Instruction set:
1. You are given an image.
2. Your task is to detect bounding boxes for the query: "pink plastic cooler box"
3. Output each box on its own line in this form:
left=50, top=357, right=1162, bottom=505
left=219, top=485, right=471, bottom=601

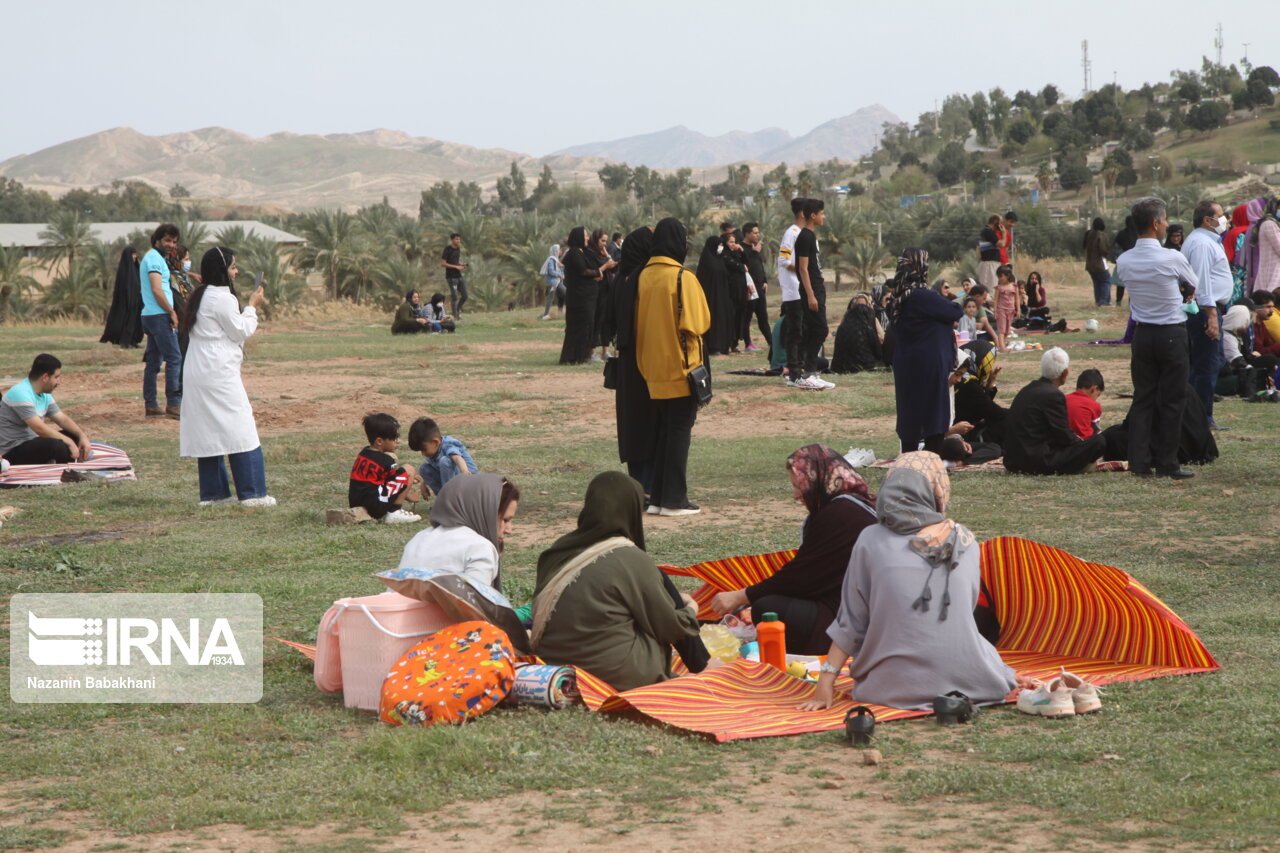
left=314, top=591, right=450, bottom=711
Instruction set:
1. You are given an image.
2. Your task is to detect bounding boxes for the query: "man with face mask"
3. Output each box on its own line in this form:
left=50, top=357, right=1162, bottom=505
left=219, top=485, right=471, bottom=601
left=1116, top=197, right=1201, bottom=479
left=1182, top=200, right=1234, bottom=429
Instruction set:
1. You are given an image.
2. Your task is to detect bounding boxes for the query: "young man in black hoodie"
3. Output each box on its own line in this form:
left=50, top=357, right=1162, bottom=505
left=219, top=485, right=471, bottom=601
left=348, top=413, right=422, bottom=524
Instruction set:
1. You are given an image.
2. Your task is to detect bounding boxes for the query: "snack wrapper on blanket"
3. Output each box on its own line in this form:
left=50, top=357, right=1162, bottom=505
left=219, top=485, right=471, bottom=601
left=506, top=663, right=578, bottom=708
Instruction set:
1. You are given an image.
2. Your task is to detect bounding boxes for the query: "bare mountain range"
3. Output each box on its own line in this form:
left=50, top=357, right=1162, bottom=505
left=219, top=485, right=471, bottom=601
left=553, top=105, right=901, bottom=168
left=0, top=105, right=899, bottom=212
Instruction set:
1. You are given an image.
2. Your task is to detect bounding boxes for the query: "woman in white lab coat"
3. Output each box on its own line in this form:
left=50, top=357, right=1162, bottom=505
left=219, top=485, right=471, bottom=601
left=179, top=246, right=275, bottom=507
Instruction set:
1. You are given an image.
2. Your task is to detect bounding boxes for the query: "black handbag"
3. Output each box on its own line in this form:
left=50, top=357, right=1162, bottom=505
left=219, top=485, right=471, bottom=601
left=677, top=269, right=712, bottom=406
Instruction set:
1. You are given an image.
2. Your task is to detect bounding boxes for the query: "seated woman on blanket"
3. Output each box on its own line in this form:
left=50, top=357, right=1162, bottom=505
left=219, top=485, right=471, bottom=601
left=830, top=295, right=883, bottom=374
left=709, top=445, right=877, bottom=655
left=398, top=473, right=519, bottom=592
left=532, top=471, right=706, bottom=691
left=800, top=452, right=1017, bottom=712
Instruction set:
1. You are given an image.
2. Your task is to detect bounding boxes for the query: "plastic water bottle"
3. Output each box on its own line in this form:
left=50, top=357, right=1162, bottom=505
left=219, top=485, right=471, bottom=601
left=757, top=612, right=787, bottom=672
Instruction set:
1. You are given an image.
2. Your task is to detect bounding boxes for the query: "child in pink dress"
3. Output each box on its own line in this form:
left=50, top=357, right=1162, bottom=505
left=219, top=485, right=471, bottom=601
left=995, top=266, right=1018, bottom=342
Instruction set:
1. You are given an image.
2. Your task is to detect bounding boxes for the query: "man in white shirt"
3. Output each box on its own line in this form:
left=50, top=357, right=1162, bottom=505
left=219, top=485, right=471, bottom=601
left=1115, top=197, right=1200, bottom=480
left=776, top=197, right=806, bottom=386
left=1182, top=200, right=1234, bottom=430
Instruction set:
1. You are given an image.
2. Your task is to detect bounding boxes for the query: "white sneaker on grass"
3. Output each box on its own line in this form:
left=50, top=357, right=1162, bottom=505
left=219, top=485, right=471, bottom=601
left=645, top=505, right=661, bottom=515
left=658, top=503, right=701, bottom=517
left=811, top=375, right=836, bottom=389
left=1057, top=667, right=1103, bottom=714
left=795, top=375, right=828, bottom=390
left=382, top=508, right=421, bottom=524
left=239, top=496, right=278, bottom=508
left=197, top=497, right=238, bottom=507
left=1016, top=678, right=1075, bottom=718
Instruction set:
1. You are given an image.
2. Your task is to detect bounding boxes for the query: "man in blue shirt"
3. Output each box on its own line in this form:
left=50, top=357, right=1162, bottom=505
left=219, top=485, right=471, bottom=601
left=0, top=353, right=91, bottom=465
left=1182, top=200, right=1234, bottom=430
left=140, top=223, right=183, bottom=419
left=1115, top=198, right=1200, bottom=480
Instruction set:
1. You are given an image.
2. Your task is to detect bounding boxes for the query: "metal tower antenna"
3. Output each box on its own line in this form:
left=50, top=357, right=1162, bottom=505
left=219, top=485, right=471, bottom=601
left=1215, top=23, right=1223, bottom=66
left=1081, top=40, right=1092, bottom=96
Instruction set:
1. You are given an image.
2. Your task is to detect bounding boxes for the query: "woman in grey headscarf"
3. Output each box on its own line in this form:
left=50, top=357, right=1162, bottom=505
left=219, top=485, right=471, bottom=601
left=540, top=244, right=564, bottom=320
left=799, top=452, right=1016, bottom=712
left=397, top=473, right=520, bottom=592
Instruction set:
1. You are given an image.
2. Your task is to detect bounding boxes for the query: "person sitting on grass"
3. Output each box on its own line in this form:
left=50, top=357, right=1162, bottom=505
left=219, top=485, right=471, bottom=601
left=408, top=416, right=477, bottom=497
left=427, top=293, right=457, bottom=333
left=348, top=413, right=422, bottom=525
left=952, top=340, right=1006, bottom=446
left=392, top=290, right=434, bottom=334
left=398, top=473, right=520, bottom=592
left=798, top=452, right=1020, bottom=712
left=0, top=354, right=91, bottom=466
left=1064, top=368, right=1106, bottom=442
left=707, top=445, right=878, bottom=655
left=1003, top=348, right=1106, bottom=475
left=532, top=471, right=707, bottom=691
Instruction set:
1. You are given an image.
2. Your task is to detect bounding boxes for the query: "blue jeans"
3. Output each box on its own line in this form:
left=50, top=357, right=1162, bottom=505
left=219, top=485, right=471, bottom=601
left=1089, top=269, right=1112, bottom=306
left=197, top=447, right=267, bottom=501
left=142, top=313, right=182, bottom=408
left=1187, top=309, right=1224, bottom=420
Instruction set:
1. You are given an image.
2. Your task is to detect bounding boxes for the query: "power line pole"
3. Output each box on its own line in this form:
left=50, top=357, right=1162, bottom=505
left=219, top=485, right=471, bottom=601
left=1081, top=40, right=1092, bottom=97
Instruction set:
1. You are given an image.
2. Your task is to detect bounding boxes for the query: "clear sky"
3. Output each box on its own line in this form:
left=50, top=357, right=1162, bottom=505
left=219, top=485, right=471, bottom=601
left=1, top=0, right=1275, bottom=163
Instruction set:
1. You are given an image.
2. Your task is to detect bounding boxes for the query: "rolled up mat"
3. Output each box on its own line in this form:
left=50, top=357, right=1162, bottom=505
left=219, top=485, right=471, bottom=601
left=506, top=663, right=578, bottom=708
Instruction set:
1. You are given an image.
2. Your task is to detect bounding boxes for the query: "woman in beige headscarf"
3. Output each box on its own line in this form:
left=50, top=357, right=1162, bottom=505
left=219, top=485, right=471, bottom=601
left=799, top=452, right=1016, bottom=712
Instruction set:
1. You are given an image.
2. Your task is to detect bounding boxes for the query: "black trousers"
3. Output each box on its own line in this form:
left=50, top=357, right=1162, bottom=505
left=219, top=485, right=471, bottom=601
left=2, top=430, right=79, bottom=465
left=660, top=572, right=710, bottom=673
left=740, top=292, right=772, bottom=348
left=750, top=594, right=834, bottom=656
left=1045, top=433, right=1107, bottom=474
left=1128, top=323, right=1190, bottom=473
left=650, top=394, right=698, bottom=509
left=781, top=294, right=827, bottom=377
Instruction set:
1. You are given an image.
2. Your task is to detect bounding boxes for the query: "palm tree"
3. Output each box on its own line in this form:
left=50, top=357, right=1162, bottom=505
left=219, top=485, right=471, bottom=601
left=0, top=244, right=38, bottom=323
left=39, top=261, right=107, bottom=319
left=665, top=194, right=708, bottom=239
left=181, top=220, right=211, bottom=256
left=39, top=209, right=96, bottom=274
left=82, top=238, right=127, bottom=293
left=374, top=256, right=424, bottom=308
left=236, top=234, right=306, bottom=315
left=289, top=209, right=357, bottom=300
left=841, top=239, right=892, bottom=292
left=497, top=240, right=555, bottom=308
left=819, top=201, right=872, bottom=291
left=458, top=255, right=517, bottom=312
left=391, top=218, right=430, bottom=263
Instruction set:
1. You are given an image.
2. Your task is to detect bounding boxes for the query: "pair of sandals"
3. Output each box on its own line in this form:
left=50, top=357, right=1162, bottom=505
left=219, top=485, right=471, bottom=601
left=842, top=691, right=979, bottom=746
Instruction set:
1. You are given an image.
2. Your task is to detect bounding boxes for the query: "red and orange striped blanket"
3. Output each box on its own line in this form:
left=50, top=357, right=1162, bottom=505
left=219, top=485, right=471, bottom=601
left=0, top=442, right=136, bottom=488
left=277, top=537, right=1216, bottom=742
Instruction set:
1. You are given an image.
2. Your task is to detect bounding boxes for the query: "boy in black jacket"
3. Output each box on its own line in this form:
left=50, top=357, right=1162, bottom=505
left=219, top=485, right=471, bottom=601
left=348, top=413, right=422, bottom=524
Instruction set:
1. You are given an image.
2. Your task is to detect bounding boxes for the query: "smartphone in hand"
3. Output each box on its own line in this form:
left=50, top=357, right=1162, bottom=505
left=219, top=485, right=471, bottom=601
left=253, top=271, right=265, bottom=291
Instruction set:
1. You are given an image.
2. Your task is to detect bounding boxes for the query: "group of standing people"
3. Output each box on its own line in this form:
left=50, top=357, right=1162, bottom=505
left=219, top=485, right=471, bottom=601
left=98, top=223, right=276, bottom=504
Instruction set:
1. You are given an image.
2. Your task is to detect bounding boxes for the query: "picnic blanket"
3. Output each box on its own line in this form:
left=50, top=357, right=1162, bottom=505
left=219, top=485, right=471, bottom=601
left=276, top=537, right=1215, bottom=742
left=0, top=442, right=137, bottom=488
left=867, top=458, right=1128, bottom=473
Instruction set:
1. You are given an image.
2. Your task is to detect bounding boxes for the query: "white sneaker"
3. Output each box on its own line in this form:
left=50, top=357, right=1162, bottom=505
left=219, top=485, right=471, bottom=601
left=1016, top=678, right=1076, bottom=718
left=658, top=504, right=701, bottom=517
left=795, top=375, right=827, bottom=390
left=811, top=375, right=836, bottom=389
left=382, top=508, right=421, bottom=524
left=785, top=376, right=800, bottom=387
left=239, top=496, right=278, bottom=508
left=198, top=497, right=238, bottom=507
left=1058, top=668, right=1103, bottom=714
left=539, top=314, right=551, bottom=320
left=645, top=505, right=660, bottom=515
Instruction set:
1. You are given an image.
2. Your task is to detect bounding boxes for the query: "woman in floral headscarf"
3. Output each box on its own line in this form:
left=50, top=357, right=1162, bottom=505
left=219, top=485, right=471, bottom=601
left=799, top=452, right=1015, bottom=711
left=709, top=445, right=877, bottom=654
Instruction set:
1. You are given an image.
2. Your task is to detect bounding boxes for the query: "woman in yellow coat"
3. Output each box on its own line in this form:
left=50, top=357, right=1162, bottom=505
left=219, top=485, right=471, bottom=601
left=636, top=217, right=710, bottom=517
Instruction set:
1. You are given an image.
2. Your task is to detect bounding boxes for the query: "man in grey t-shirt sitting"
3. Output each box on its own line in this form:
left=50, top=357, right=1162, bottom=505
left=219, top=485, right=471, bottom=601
left=0, top=353, right=90, bottom=466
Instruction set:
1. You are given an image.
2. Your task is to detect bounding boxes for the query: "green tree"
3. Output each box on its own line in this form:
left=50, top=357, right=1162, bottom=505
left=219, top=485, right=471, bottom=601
left=597, top=163, right=633, bottom=192
left=1041, top=84, right=1060, bottom=107
left=1056, top=149, right=1093, bottom=191
left=528, top=164, right=558, bottom=209
left=0, top=178, right=55, bottom=222
left=0, top=244, right=38, bottom=322
left=169, top=183, right=191, bottom=199
left=1144, top=109, right=1165, bottom=132
left=932, top=142, right=968, bottom=187
left=762, top=162, right=789, bottom=189
left=40, top=261, right=107, bottom=318
left=969, top=92, right=991, bottom=144
left=39, top=209, right=95, bottom=274
left=1187, top=101, right=1230, bottom=133
left=1006, top=119, right=1036, bottom=146
left=988, top=87, right=1012, bottom=138
left=495, top=161, right=529, bottom=210
left=840, top=239, right=891, bottom=290
left=289, top=209, right=357, bottom=300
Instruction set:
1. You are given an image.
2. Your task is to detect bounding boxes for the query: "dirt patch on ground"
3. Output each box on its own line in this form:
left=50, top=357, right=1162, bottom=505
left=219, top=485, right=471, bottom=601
left=0, top=750, right=1203, bottom=853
